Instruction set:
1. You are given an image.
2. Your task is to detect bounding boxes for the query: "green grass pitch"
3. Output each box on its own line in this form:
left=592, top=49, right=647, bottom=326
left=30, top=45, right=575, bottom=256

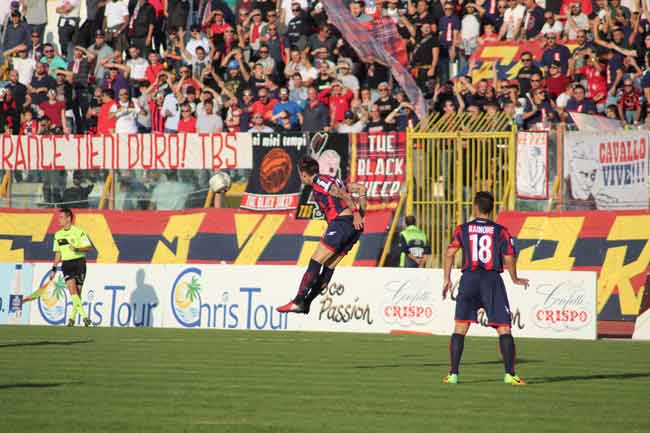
left=1, top=326, right=649, bottom=433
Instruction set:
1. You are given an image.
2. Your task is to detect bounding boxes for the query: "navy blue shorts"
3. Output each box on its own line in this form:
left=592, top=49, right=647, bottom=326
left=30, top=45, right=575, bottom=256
left=455, top=271, right=511, bottom=327
left=321, top=216, right=362, bottom=256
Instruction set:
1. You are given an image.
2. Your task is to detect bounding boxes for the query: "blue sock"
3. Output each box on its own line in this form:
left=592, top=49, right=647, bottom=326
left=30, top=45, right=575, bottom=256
left=499, top=334, right=516, bottom=375
left=449, top=333, right=465, bottom=375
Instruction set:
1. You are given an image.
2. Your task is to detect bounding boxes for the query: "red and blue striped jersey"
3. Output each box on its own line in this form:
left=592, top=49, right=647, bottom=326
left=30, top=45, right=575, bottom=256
left=311, top=174, right=348, bottom=222
left=448, top=218, right=516, bottom=272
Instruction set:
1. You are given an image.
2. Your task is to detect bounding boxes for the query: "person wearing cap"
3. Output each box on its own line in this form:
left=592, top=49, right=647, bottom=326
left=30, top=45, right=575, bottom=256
left=272, top=87, right=302, bottom=127
left=545, top=61, right=569, bottom=100
left=385, top=101, right=419, bottom=131
left=336, top=58, right=359, bottom=92
left=87, top=29, right=115, bottom=80
left=319, top=79, right=353, bottom=128
left=2, top=9, right=30, bottom=52
left=336, top=109, right=366, bottom=133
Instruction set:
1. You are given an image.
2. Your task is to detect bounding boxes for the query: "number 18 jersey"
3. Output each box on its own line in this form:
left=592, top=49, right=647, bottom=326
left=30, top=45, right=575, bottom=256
left=449, top=218, right=516, bottom=272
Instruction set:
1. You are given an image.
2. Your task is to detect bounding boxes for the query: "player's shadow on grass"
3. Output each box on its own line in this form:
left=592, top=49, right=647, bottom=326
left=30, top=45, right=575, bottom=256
left=354, top=359, right=540, bottom=369
left=0, top=339, right=93, bottom=349
left=0, top=381, right=81, bottom=390
left=528, top=372, right=650, bottom=384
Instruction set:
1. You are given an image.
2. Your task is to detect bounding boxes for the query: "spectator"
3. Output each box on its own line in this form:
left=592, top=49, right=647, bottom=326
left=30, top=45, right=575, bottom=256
left=563, top=2, right=589, bottom=40
left=286, top=3, right=310, bottom=49
left=336, top=109, right=366, bottom=132
left=374, top=81, right=399, bottom=117
left=5, top=43, right=35, bottom=86
left=566, top=84, right=597, bottom=114
left=1, top=88, right=20, bottom=134
left=302, top=85, right=329, bottom=131
left=55, top=0, right=81, bottom=59
left=523, top=89, right=555, bottom=129
left=272, top=87, right=301, bottom=127
left=249, top=111, right=274, bottom=131
left=110, top=87, right=140, bottom=133
left=500, top=0, right=525, bottom=41
left=197, top=99, right=223, bottom=133
left=29, top=61, right=56, bottom=105
left=522, top=0, right=544, bottom=40
left=41, top=43, right=68, bottom=77
left=162, top=83, right=180, bottom=132
left=545, top=61, right=570, bottom=99
left=438, top=2, right=460, bottom=83
left=23, top=0, right=48, bottom=43
left=542, top=32, right=571, bottom=74
left=365, top=104, right=389, bottom=132
left=102, top=63, right=129, bottom=97
left=250, top=86, right=278, bottom=120
left=20, top=107, right=38, bottom=135
left=618, top=78, right=641, bottom=125
left=27, top=30, right=43, bottom=61
left=539, top=11, right=563, bottom=39
left=177, top=102, right=197, bottom=132
left=517, top=51, right=543, bottom=97
left=38, top=89, right=67, bottom=133
left=6, top=69, right=27, bottom=112
left=104, top=0, right=129, bottom=55
left=87, top=29, right=114, bottom=81
left=127, top=0, right=156, bottom=54
left=385, top=102, right=419, bottom=131
left=135, top=80, right=151, bottom=132
left=336, top=58, right=359, bottom=92
left=3, top=10, right=30, bottom=52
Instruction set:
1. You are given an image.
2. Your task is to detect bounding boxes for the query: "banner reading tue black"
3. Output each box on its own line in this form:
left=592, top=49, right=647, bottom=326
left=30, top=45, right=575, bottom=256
left=296, top=132, right=351, bottom=219
left=241, top=133, right=309, bottom=211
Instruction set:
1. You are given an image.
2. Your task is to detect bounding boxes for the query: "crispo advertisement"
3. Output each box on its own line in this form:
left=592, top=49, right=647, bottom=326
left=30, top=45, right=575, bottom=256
left=497, top=211, right=650, bottom=336
left=0, top=209, right=390, bottom=266
left=27, top=264, right=597, bottom=340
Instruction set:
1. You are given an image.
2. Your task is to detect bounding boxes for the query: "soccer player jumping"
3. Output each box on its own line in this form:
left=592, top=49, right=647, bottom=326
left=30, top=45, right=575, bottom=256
left=442, top=192, right=529, bottom=385
left=277, top=156, right=367, bottom=314
left=51, top=208, right=93, bottom=327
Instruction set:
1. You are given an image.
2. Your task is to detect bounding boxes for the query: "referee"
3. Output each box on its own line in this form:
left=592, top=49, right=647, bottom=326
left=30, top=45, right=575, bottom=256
left=51, top=208, right=93, bottom=327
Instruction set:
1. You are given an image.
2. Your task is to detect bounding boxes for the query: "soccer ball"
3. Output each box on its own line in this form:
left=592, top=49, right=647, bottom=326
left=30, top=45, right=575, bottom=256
left=209, top=171, right=232, bottom=193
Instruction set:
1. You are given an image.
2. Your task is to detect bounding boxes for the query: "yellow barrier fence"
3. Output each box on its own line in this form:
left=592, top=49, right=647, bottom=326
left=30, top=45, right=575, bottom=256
left=406, top=112, right=517, bottom=267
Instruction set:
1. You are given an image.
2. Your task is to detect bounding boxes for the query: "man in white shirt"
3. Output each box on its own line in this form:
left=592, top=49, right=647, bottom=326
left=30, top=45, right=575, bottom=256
left=183, top=25, right=210, bottom=58
left=8, top=45, right=36, bottom=85
left=125, top=45, right=149, bottom=84
left=162, top=91, right=180, bottom=132
left=104, top=0, right=129, bottom=30
left=564, top=3, right=589, bottom=40
left=110, top=88, right=140, bottom=133
left=499, top=0, right=525, bottom=40
left=196, top=100, right=223, bottom=133
left=55, top=0, right=81, bottom=59
left=540, top=12, right=563, bottom=38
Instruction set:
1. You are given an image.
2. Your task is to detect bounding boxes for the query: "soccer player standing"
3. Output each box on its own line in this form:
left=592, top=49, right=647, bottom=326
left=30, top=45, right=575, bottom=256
left=277, top=156, right=367, bottom=314
left=442, top=192, right=529, bottom=385
left=51, top=208, right=93, bottom=327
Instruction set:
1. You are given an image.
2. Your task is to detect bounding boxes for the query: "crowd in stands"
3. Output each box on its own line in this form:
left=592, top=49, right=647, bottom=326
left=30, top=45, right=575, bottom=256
left=0, top=0, right=649, bottom=138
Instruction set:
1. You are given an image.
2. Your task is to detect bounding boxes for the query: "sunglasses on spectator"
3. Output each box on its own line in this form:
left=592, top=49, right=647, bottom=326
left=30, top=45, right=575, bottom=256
left=31, top=34, right=39, bottom=38
left=281, top=115, right=289, bottom=120
left=624, top=83, right=633, bottom=87
left=530, top=78, right=541, bottom=82
left=292, top=8, right=300, bottom=12
left=182, top=109, right=191, bottom=113
left=521, top=57, right=531, bottom=61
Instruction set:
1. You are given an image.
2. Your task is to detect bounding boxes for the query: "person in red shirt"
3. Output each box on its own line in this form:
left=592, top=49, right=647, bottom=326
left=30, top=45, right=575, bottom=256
left=145, top=52, right=164, bottom=85
left=206, top=9, right=232, bottom=36
left=177, top=103, right=197, bottom=132
left=575, top=54, right=607, bottom=109
left=618, top=79, right=641, bottom=125
left=545, top=62, right=570, bottom=100
left=318, top=80, right=354, bottom=127
left=97, top=88, right=117, bottom=134
left=38, top=89, right=67, bottom=133
left=249, top=87, right=278, bottom=121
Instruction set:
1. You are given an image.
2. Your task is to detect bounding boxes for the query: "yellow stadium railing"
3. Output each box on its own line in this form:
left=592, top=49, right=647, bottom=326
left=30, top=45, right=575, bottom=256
left=406, top=112, right=517, bottom=268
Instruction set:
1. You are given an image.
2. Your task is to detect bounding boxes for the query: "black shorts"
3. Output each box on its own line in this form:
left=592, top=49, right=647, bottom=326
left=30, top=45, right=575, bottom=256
left=62, top=258, right=87, bottom=288
left=321, top=216, right=363, bottom=256
left=455, top=270, right=511, bottom=327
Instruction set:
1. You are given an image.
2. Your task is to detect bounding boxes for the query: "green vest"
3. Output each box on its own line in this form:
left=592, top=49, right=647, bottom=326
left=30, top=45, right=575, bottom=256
left=399, top=225, right=428, bottom=267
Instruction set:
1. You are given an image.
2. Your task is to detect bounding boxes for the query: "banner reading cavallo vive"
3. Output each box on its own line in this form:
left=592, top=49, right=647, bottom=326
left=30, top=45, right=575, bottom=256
left=241, top=133, right=309, bottom=211
left=564, top=130, right=649, bottom=210
left=296, top=132, right=351, bottom=219
left=0, top=133, right=252, bottom=170
left=350, top=132, right=405, bottom=210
